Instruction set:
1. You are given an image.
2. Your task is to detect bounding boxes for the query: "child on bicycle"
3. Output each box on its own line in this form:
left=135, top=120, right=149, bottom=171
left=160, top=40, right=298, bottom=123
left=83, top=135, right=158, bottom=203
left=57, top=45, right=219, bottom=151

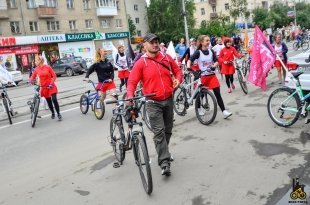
left=85, top=48, right=117, bottom=102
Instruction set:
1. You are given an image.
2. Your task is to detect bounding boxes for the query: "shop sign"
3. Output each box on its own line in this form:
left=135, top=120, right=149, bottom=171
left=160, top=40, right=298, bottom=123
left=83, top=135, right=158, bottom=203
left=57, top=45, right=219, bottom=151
left=0, top=37, right=16, bottom=47
left=38, top=34, right=66, bottom=43
left=65, top=32, right=95, bottom=42
left=94, top=32, right=105, bottom=40
left=105, top=32, right=129, bottom=40
left=0, top=45, right=39, bottom=55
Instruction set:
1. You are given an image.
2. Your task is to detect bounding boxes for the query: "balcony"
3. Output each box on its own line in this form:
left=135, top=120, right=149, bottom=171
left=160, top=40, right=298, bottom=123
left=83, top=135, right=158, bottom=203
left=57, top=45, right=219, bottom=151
left=0, top=10, right=9, bottom=19
left=96, top=6, right=117, bottom=17
left=209, top=0, right=216, bottom=5
left=37, top=6, right=57, bottom=18
left=210, top=12, right=218, bottom=19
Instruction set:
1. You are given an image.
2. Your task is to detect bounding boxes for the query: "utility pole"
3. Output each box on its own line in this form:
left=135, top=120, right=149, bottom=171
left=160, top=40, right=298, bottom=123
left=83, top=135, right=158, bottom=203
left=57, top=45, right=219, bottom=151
left=182, top=0, right=189, bottom=47
left=294, top=1, right=297, bottom=28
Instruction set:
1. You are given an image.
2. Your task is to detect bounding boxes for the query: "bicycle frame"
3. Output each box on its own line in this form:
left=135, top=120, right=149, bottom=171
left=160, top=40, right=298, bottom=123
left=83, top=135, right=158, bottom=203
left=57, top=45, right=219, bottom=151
left=85, top=80, right=102, bottom=107
left=181, top=77, right=203, bottom=105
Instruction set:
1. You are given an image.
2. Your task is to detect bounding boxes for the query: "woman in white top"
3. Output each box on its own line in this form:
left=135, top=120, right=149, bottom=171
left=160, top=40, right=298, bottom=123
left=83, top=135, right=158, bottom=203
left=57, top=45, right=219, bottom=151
left=114, top=45, right=131, bottom=92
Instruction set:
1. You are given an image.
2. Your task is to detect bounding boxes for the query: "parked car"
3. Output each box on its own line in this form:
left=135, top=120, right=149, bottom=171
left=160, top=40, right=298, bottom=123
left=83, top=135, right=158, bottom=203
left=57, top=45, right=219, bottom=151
left=85, top=58, right=94, bottom=71
left=285, top=52, right=310, bottom=90
left=73, top=56, right=87, bottom=71
left=51, top=57, right=84, bottom=77
left=10, top=70, right=23, bottom=85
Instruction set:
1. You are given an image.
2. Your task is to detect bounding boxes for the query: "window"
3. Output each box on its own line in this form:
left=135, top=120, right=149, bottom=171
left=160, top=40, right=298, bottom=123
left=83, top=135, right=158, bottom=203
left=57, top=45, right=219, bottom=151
left=225, top=3, right=229, bottom=10
left=47, top=21, right=60, bottom=31
left=69, top=20, right=76, bottom=30
left=201, top=8, right=205, bottom=15
left=44, top=0, right=57, bottom=7
left=29, top=21, right=39, bottom=32
left=96, top=0, right=116, bottom=7
left=212, top=6, right=216, bottom=12
left=116, top=19, right=122, bottom=28
left=83, top=0, right=91, bottom=9
left=101, top=19, right=111, bottom=28
left=10, top=21, right=20, bottom=33
left=85, top=19, right=93, bottom=29
left=134, top=4, right=138, bottom=11
left=135, top=18, right=139, bottom=24
left=200, top=0, right=204, bottom=2
left=27, top=0, right=36, bottom=8
left=137, top=30, right=141, bottom=36
left=67, top=0, right=74, bottom=9
left=9, top=0, right=17, bottom=8
left=116, top=0, right=119, bottom=9
left=262, top=1, right=268, bottom=9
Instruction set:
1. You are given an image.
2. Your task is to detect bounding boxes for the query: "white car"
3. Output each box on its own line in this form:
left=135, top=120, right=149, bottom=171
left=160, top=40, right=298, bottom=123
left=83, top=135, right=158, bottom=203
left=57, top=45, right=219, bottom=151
left=9, top=70, right=23, bottom=85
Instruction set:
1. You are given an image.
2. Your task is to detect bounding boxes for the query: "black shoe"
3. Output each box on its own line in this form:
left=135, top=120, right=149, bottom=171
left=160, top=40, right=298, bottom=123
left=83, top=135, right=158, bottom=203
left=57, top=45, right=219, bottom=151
left=169, top=155, right=174, bottom=162
left=57, top=114, right=62, bottom=121
left=51, top=113, right=55, bottom=119
left=161, top=165, right=171, bottom=176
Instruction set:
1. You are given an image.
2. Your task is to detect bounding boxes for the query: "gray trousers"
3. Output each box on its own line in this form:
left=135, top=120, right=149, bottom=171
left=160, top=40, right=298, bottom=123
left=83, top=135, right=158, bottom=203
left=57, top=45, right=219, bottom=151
left=146, top=97, right=173, bottom=168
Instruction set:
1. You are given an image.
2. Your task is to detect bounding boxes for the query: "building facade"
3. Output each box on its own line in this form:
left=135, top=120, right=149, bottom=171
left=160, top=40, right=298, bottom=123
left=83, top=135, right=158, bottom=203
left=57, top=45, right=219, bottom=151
left=0, top=0, right=131, bottom=71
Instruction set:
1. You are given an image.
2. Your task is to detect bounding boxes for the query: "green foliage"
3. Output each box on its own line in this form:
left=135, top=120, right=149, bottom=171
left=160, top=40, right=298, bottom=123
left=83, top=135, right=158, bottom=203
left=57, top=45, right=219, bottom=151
left=252, top=7, right=271, bottom=30
left=128, top=16, right=136, bottom=37
left=230, top=0, right=250, bottom=25
left=147, top=0, right=196, bottom=43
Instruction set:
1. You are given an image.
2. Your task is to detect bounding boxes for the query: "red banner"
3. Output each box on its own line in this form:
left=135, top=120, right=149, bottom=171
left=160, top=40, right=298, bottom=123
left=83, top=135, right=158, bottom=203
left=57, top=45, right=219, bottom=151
left=0, top=45, right=39, bottom=55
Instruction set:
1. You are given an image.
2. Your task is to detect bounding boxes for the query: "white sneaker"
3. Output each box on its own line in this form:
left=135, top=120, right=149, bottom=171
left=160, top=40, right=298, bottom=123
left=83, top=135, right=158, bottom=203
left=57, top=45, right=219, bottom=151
left=223, top=110, right=232, bottom=119
left=198, top=108, right=205, bottom=116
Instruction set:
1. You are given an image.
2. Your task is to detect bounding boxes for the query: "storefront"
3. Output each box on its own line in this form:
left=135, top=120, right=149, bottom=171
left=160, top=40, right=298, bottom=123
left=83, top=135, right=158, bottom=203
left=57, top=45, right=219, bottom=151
left=38, top=34, right=65, bottom=64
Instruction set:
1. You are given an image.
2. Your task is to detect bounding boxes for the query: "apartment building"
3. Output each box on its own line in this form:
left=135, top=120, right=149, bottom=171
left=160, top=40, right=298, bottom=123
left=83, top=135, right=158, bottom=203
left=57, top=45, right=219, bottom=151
left=194, top=0, right=277, bottom=28
left=0, top=0, right=130, bottom=71
left=125, top=0, right=148, bottom=41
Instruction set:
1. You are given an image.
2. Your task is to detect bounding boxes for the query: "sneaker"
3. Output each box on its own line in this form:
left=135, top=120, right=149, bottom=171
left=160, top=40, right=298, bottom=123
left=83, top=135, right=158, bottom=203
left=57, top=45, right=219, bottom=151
left=231, top=84, right=235, bottom=90
left=170, top=155, right=174, bottom=162
left=228, top=88, right=232, bottom=93
left=198, top=108, right=205, bottom=116
left=51, top=113, right=55, bottom=119
left=223, top=110, right=232, bottom=119
left=161, top=165, right=171, bottom=176
left=57, top=114, right=62, bottom=121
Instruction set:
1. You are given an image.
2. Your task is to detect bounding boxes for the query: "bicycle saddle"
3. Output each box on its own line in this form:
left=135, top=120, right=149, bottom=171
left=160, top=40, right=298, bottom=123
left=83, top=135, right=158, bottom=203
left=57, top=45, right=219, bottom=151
left=291, top=71, right=304, bottom=79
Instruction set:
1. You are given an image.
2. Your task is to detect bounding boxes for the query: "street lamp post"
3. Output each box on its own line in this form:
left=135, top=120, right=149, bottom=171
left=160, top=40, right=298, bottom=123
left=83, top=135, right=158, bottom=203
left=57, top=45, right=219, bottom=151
left=181, top=0, right=189, bottom=47
left=294, top=2, right=297, bottom=28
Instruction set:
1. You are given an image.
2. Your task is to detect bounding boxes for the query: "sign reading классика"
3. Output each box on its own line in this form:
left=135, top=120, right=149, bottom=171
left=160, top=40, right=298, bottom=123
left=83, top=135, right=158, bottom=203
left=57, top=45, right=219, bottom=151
left=105, top=32, right=129, bottom=40
left=65, top=32, right=96, bottom=42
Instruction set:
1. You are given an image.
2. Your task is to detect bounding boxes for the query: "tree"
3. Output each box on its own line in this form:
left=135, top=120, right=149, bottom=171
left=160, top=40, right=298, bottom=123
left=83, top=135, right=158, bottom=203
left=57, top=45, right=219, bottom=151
left=147, top=0, right=196, bottom=43
left=252, top=7, right=270, bottom=30
left=128, top=16, right=136, bottom=37
left=229, top=0, right=250, bottom=26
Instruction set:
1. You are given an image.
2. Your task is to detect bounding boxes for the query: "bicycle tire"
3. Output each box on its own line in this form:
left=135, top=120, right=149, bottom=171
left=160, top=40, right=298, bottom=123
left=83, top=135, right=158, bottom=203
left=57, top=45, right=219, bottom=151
left=109, top=117, right=126, bottom=163
left=133, top=132, right=153, bottom=195
left=241, top=59, right=248, bottom=76
left=267, top=87, right=301, bottom=127
left=173, top=87, right=187, bottom=116
left=142, top=104, right=152, bottom=131
left=31, top=98, right=40, bottom=128
left=3, top=98, right=12, bottom=125
left=79, top=94, right=89, bottom=114
left=302, top=41, right=309, bottom=51
left=293, top=42, right=299, bottom=51
left=93, top=98, right=105, bottom=120
left=195, top=89, right=217, bottom=125
left=237, top=70, right=248, bottom=94
left=185, top=73, right=193, bottom=97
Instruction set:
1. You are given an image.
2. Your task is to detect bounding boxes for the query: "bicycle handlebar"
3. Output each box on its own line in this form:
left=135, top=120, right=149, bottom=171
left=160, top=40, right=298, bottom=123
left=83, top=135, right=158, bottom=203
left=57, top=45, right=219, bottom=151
left=105, top=93, right=156, bottom=105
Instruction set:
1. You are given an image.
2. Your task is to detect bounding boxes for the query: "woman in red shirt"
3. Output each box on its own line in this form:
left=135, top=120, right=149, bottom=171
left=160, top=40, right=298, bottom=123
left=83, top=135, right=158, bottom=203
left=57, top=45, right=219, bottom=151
left=29, top=54, right=62, bottom=120
left=218, top=38, right=243, bottom=93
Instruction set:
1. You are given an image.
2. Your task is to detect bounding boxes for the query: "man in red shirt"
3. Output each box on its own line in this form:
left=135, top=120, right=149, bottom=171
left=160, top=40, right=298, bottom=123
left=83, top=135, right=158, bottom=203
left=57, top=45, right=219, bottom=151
left=127, top=33, right=183, bottom=176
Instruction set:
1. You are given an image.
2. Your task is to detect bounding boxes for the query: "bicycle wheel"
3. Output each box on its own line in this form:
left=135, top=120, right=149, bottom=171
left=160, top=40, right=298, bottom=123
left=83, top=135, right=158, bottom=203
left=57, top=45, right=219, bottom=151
left=142, top=104, right=152, bottom=131
left=173, top=87, right=187, bottom=116
left=293, top=42, right=299, bottom=51
left=109, top=117, right=126, bottom=163
left=31, top=98, right=40, bottom=128
left=241, top=60, right=248, bottom=76
left=133, top=131, right=153, bottom=195
left=237, top=70, right=248, bottom=94
left=185, top=73, right=193, bottom=97
left=79, top=94, right=89, bottom=114
left=267, top=87, right=301, bottom=127
left=93, top=98, right=105, bottom=120
left=195, top=89, right=217, bottom=125
left=302, top=41, right=309, bottom=51
left=3, top=98, right=12, bottom=125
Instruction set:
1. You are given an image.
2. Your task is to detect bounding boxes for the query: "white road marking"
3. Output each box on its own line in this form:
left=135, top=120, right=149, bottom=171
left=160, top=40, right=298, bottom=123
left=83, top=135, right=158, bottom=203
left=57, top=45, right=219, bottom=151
left=0, top=106, right=80, bottom=130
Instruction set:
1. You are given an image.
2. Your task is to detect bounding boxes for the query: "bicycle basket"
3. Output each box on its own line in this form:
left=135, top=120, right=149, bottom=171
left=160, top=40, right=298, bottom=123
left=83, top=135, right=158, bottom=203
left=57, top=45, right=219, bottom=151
left=124, top=107, right=139, bottom=122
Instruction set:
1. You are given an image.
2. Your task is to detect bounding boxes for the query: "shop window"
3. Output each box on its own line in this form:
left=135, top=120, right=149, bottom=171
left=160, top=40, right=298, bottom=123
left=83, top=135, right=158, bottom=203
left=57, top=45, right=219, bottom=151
left=85, top=19, right=93, bottom=29
left=101, top=19, right=111, bottom=28
left=47, top=21, right=60, bottom=31
left=67, top=0, right=74, bottom=9
left=83, top=0, right=91, bottom=10
left=201, top=8, right=205, bottom=15
left=116, top=19, right=122, bottom=28
left=10, top=21, right=20, bottom=34
left=69, top=20, right=76, bottom=30
left=29, top=21, right=39, bottom=32
left=27, top=0, right=36, bottom=8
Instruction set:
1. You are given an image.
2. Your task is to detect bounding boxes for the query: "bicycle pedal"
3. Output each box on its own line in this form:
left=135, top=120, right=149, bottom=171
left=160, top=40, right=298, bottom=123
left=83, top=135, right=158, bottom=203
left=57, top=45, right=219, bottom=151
left=113, top=162, right=121, bottom=168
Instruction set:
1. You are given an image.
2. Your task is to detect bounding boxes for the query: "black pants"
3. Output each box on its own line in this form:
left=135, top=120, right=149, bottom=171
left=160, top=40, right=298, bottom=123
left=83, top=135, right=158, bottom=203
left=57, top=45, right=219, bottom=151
left=146, top=97, right=173, bottom=168
left=45, top=93, right=60, bottom=115
left=225, top=74, right=234, bottom=88
left=197, top=87, right=226, bottom=112
left=119, top=78, right=128, bottom=91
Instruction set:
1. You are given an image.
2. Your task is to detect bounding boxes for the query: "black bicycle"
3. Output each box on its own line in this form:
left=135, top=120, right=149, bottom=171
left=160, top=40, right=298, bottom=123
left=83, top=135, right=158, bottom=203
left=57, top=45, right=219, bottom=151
left=27, top=85, right=45, bottom=128
left=1, top=83, right=16, bottom=124
left=106, top=94, right=154, bottom=195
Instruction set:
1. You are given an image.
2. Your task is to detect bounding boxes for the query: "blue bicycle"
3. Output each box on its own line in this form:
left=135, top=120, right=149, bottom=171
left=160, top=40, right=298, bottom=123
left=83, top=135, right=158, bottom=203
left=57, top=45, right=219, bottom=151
left=80, top=80, right=106, bottom=120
